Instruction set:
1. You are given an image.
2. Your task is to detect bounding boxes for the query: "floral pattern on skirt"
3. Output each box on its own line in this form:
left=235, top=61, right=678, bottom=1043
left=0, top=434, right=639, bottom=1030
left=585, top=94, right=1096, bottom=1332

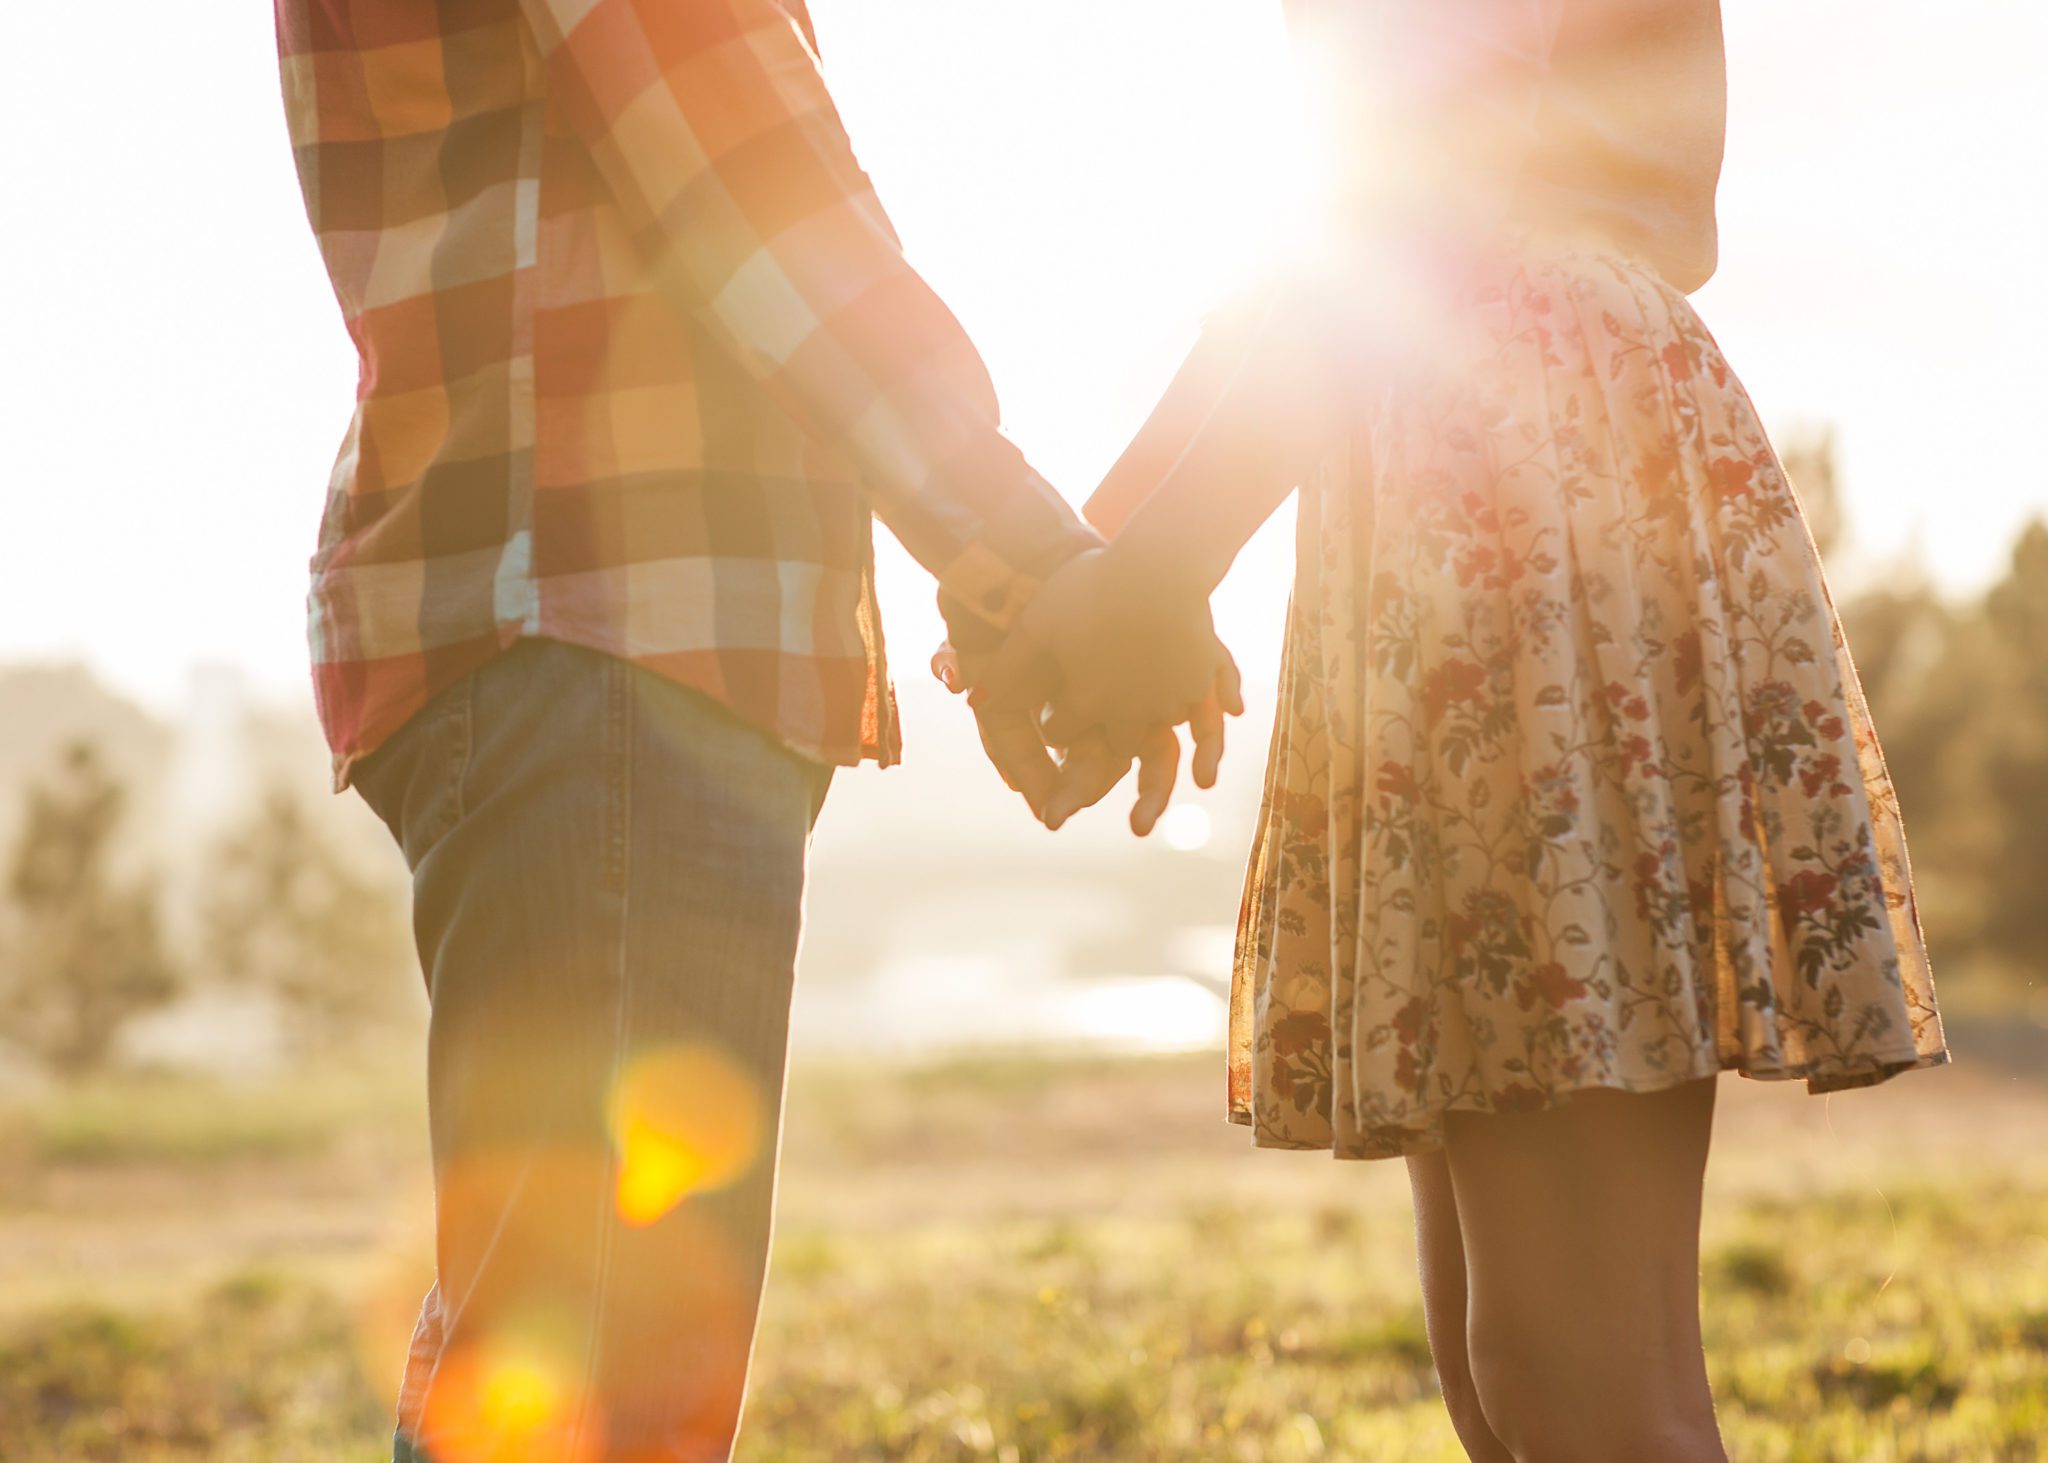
left=1229, top=243, right=1947, bottom=1161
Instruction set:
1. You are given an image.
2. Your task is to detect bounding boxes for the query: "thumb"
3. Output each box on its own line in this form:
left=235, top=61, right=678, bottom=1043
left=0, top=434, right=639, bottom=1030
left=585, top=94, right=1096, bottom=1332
left=971, top=617, right=1059, bottom=713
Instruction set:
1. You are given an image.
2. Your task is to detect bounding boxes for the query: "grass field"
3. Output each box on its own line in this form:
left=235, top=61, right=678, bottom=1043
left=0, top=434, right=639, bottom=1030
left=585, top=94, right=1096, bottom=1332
left=1, top=1027, right=2044, bottom=1461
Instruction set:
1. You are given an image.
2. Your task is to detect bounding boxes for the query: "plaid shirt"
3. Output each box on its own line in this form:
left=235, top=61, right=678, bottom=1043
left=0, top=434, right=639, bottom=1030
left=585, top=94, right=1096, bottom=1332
left=276, top=0, right=1095, bottom=789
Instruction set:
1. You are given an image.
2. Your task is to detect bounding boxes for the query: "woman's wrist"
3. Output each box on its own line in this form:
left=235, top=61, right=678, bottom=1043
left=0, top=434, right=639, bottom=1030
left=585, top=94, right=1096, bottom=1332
left=1099, top=522, right=1224, bottom=607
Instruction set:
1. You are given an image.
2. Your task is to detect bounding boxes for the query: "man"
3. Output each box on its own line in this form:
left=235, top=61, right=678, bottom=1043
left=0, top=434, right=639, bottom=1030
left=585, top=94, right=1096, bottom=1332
left=274, top=0, right=1224, bottom=1457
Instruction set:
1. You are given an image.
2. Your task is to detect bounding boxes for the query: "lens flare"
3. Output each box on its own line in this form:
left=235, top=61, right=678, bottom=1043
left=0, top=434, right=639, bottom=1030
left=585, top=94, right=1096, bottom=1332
left=1157, top=802, right=1213, bottom=852
left=419, top=1335, right=604, bottom=1463
left=608, top=1045, right=765, bottom=1227
left=481, top=1353, right=561, bottom=1434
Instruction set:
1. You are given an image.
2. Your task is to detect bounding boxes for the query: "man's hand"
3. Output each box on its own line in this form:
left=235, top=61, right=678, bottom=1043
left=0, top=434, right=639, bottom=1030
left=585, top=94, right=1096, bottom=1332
left=966, top=693, right=1062, bottom=822
left=941, top=639, right=1235, bottom=834
left=1036, top=724, right=1179, bottom=835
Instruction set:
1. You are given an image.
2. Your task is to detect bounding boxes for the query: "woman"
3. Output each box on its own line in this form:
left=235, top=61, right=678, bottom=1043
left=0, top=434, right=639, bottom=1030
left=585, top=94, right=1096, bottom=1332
left=964, top=1, right=1950, bottom=1456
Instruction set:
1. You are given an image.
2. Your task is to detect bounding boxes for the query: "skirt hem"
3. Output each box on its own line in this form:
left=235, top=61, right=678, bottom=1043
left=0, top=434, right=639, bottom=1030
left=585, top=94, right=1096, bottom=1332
left=1228, top=1045, right=1952, bottom=1162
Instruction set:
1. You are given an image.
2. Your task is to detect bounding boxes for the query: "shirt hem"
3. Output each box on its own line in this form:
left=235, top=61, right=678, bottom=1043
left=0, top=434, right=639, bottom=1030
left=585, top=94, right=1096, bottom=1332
left=325, top=628, right=896, bottom=796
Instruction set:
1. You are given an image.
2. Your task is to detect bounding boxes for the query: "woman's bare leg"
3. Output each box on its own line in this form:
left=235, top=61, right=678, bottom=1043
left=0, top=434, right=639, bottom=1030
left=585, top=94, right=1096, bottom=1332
left=1408, top=1148, right=1516, bottom=1461
left=1442, top=1078, right=1727, bottom=1463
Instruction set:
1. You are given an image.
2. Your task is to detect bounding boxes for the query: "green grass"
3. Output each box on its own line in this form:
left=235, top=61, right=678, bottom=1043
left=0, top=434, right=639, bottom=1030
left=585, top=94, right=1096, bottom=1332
left=2, top=1186, right=2041, bottom=1460
left=0, top=1065, right=422, bottom=1166
left=735, top=1187, right=2048, bottom=1462
left=0, top=1273, right=387, bottom=1461
left=1, top=1054, right=2044, bottom=1460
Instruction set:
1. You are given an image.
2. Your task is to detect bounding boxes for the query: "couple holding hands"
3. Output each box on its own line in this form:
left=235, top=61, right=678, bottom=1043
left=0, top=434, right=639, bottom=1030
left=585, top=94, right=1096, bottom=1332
left=279, top=0, right=1946, bottom=1458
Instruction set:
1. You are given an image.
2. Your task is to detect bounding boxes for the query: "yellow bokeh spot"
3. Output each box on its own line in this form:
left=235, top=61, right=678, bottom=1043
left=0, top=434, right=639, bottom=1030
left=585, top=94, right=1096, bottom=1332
left=614, top=1139, right=714, bottom=1227
left=608, top=1045, right=765, bottom=1227
left=480, top=1354, right=562, bottom=1435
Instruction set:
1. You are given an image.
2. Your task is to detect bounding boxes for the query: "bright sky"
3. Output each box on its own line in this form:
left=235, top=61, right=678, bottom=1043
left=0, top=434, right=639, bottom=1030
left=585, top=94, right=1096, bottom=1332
left=3, top=1, right=2044, bottom=717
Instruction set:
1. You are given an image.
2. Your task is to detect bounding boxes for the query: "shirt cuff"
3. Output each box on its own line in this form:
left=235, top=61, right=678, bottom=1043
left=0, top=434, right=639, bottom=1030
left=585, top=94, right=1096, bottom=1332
left=934, top=526, right=1101, bottom=654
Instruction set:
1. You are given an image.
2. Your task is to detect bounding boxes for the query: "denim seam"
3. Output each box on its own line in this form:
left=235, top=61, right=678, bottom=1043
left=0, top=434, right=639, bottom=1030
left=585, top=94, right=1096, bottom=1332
left=453, top=672, right=474, bottom=829
left=604, top=653, right=629, bottom=895
left=402, top=673, right=497, bottom=1460
left=570, top=653, right=637, bottom=1454
left=429, top=674, right=475, bottom=854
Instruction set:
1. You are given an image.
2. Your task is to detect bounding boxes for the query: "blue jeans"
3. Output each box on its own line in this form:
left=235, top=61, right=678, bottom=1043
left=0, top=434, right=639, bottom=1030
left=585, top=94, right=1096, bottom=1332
left=354, top=640, right=832, bottom=1462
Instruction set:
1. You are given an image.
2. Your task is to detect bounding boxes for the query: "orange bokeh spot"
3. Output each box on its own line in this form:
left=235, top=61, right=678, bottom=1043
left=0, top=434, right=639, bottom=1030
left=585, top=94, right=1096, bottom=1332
left=608, top=1045, right=765, bottom=1227
left=418, top=1337, right=605, bottom=1463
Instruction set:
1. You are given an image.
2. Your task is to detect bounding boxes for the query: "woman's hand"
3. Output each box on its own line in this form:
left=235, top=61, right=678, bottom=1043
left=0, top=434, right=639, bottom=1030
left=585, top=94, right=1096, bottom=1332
left=934, top=638, right=1232, bottom=834
left=976, top=548, right=1243, bottom=749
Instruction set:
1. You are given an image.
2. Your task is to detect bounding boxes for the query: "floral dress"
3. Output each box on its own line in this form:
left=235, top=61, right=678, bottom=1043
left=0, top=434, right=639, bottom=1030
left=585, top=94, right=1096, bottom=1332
left=1229, top=240, right=1948, bottom=1161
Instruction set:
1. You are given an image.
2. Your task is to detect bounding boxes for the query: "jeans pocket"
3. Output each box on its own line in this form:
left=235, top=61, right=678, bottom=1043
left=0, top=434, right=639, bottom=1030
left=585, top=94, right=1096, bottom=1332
left=351, top=675, right=476, bottom=871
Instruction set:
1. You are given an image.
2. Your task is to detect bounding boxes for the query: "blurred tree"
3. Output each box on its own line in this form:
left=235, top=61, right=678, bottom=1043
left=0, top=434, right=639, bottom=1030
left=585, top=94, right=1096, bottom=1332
left=0, top=663, right=169, bottom=862
left=200, top=786, right=413, bottom=1054
left=1837, top=516, right=2048, bottom=980
left=1, top=740, right=179, bottom=1076
left=1840, top=576, right=1992, bottom=957
left=1805, top=421, right=2048, bottom=985
left=1969, top=520, right=2048, bottom=971
left=1781, top=427, right=1844, bottom=560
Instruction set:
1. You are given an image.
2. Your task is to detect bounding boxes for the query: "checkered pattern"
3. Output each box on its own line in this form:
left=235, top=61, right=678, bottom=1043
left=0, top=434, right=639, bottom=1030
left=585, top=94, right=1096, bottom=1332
left=276, top=0, right=1096, bottom=788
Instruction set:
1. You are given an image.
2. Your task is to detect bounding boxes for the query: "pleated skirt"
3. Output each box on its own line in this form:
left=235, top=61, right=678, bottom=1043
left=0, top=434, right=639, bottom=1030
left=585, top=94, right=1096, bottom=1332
left=1229, top=240, right=1947, bottom=1160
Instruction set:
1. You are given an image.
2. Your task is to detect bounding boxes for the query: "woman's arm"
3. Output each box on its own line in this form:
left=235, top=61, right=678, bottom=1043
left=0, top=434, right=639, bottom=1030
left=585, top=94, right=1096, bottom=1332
left=939, top=278, right=1340, bottom=675
left=1003, top=273, right=1343, bottom=753
left=938, top=279, right=1340, bottom=766
left=1102, top=275, right=1348, bottom=596
left=1085, top=310, right=1256, bottom=536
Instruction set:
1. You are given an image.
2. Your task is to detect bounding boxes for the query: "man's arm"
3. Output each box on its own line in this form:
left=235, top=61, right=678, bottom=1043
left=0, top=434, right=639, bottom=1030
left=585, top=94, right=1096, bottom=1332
left=517, top=0, right=1096, bottom=639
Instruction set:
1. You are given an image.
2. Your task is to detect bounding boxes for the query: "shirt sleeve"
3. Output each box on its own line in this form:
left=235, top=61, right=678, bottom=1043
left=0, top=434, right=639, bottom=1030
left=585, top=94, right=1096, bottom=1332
left=517, top=0, right=1097, bottom=633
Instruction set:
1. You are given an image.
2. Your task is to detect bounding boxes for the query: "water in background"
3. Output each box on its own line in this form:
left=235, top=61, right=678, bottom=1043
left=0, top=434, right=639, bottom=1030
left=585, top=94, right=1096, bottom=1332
left=792, top=657, right=1275, bottom=1059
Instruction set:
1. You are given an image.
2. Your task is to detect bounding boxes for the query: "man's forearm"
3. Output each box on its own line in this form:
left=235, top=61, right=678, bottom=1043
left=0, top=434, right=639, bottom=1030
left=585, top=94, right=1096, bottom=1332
left=520, top=0, right=1097, bottom=637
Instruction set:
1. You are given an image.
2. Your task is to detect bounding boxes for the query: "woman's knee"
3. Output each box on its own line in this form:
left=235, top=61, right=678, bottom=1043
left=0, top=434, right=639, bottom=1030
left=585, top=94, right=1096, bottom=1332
left=1433, top=1349, right=1506, bottom=1459
left=1465, top=1326, right=1718, bottom=1463
left=1463, top=1322, right=1559, bottom=1458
